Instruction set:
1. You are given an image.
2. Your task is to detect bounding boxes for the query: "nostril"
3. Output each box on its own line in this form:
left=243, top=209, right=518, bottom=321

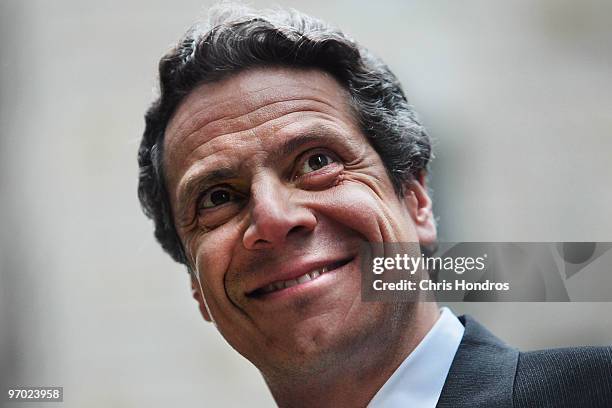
left=243, top=202, right=317, bottom=249
left=288, top=225, right=310, bottom=236
left=254, top=238, right=269, bottom=247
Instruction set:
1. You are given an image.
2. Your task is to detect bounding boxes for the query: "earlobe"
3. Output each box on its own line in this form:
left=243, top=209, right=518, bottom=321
left=191, top=276, right=212, bottom=322
left=404, top=172, right=437, bottom=247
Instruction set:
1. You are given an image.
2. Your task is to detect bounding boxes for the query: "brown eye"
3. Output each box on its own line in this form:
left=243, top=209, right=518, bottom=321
left=297, top=152, right=336, bottom=176
left=199, top=187, right=238, bottom=209
left=308, top=154, right=329, bottom=170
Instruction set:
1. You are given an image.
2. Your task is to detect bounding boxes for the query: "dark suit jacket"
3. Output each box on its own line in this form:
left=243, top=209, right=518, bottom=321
left=436, top=315, right=612, bottom=408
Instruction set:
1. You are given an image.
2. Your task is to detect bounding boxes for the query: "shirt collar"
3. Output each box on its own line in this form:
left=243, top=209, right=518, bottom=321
left=368, top=307, right=465, bottom=408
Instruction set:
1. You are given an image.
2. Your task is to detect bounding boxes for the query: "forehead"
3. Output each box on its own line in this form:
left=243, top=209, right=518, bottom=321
left=163, top=67, right=358, bottom=184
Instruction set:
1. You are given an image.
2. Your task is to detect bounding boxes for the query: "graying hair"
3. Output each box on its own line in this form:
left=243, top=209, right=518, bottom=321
left=138, top=4, right=432, bottom=265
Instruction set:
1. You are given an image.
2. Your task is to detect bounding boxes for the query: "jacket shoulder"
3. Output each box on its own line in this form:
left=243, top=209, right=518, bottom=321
left=513, top=346, right=612, bottom=408
left=437, top=315, right=519, bottom=408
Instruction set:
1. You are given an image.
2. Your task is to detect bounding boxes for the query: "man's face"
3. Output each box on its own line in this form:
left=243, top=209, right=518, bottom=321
left=163, top=67, right=435, bottom=373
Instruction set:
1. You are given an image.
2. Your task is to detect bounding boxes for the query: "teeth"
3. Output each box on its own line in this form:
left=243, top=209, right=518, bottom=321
left=260, top=267, right=329, bottom=294
left=297, top=274, right=311, bottom=284
left=285, top=279, right=298, bottom=288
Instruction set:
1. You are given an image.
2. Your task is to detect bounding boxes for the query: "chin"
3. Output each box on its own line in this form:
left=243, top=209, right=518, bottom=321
left=262, top=308, right=386, bottom=374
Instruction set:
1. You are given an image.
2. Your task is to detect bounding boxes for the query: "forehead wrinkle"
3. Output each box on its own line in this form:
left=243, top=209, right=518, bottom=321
left=191, top=98, right=332, bottom=150
left=164, top=68, right=354, bottom=166
left=166, top=73, right=342, bottom=141
left=167, top=93, right=340, bottom=157
left=176, top=107, right=340, bottom=176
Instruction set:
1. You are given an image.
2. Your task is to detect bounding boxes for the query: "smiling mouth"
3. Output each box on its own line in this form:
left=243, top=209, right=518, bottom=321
left=248, top=257, right=354, bottom=298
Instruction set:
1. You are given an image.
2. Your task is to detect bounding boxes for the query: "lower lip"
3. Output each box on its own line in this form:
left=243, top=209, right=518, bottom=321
left=252, top=258, right=355, bottom=302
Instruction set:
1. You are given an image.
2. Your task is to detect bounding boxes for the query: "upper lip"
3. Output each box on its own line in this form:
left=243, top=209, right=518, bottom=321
left=245, top=255, right=354, bottom=297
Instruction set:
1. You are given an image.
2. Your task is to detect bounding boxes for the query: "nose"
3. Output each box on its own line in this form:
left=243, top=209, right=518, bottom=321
left=243, top=174, right=317, bottom=250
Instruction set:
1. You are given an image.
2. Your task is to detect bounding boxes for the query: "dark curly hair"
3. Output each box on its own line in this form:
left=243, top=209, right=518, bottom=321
left=138, top=4, right=432, bottom=265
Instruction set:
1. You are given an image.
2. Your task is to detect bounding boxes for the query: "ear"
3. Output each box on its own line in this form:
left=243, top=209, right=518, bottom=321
left=404, top=172, right=437, bottom=248
left=191, top=276, right=212, bottom=322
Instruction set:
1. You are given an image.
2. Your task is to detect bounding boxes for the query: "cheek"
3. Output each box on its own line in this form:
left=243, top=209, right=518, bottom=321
left=310, top=181, right=416, bottom=243
left=190, top=223, right=243, bottom=315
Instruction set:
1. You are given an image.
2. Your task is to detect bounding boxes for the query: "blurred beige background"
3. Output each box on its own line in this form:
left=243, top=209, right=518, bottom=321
left=1, top=0, right=611, bottom=407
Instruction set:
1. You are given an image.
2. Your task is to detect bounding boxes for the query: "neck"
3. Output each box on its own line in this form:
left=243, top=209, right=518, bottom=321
left=263, top=302, right=440, bottom=408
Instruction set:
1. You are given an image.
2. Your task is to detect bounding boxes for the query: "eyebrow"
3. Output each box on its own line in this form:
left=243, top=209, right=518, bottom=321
left=272, top=123, right=346, bottom=161
left=272, top=134, right=329, bottom=163
left=176, top=167, right=239, bottom=220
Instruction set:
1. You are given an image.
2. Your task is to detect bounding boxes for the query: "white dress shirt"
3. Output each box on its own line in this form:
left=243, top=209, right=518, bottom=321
left=368, top=307, right=465, bottom=408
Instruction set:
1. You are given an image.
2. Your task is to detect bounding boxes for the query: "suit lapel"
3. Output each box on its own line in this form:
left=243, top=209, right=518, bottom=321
left=436, top=315, right=519, bottom=408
